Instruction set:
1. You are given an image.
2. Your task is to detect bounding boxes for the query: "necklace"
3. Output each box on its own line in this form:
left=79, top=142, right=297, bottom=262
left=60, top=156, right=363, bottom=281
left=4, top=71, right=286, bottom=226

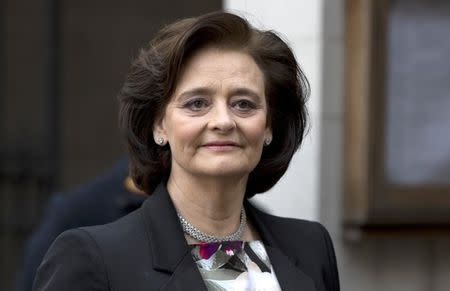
left=178, top=208, right=246, bottom=243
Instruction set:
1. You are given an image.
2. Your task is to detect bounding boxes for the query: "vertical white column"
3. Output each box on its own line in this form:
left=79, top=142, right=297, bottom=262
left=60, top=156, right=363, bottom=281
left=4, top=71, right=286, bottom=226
left=224, top=0, right=324, bottom=220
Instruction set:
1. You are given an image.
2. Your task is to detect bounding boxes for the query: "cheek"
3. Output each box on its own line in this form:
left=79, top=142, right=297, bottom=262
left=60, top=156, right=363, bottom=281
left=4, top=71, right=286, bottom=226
left=242, top=117, right=268, bottom=145
left=166, top=118, right=203, bottom=150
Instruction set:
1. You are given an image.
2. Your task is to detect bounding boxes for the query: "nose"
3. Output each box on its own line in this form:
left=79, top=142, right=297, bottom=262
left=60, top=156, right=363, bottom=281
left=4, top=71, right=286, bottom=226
left=207, top=101, right=236, bottom=132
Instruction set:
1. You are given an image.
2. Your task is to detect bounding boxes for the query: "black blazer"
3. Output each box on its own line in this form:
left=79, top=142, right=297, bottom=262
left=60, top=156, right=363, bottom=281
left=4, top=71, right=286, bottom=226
left=16, top=158, right=144, bottom=291
left=33, top=183, right=339, bottom=291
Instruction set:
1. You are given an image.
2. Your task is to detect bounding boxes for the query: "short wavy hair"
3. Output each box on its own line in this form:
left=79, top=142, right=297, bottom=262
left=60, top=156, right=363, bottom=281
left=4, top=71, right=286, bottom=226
left=118, top=11, right=309, bottom=197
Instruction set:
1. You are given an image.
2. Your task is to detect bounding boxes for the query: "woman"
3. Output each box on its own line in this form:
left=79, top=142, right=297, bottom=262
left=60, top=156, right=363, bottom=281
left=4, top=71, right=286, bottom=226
left=33, top=12, right=339, bottom=291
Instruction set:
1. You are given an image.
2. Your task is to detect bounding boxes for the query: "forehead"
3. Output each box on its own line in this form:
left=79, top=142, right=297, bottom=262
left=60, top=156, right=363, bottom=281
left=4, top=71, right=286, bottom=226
left=174, top=47, right=265, bottom=94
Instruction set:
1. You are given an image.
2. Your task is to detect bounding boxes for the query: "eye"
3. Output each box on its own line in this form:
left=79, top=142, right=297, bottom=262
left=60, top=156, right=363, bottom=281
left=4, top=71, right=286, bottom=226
left=184, top=98, right=209, bottom=111
left=232, top=99, right=256, bottom=112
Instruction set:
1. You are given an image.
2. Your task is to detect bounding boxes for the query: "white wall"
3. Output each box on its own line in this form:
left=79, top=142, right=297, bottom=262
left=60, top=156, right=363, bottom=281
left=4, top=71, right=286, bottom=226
left=224, top=0, right=324, bottom=221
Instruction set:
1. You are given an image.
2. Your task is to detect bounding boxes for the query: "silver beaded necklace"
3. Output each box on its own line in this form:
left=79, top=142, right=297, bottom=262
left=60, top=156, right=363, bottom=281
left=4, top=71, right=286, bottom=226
left=178, top=208, right=246, bottom=243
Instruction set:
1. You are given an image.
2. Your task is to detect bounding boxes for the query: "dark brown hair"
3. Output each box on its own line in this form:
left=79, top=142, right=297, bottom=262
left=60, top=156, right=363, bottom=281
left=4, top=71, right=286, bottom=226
left=118, top=11, right=309, bottom=197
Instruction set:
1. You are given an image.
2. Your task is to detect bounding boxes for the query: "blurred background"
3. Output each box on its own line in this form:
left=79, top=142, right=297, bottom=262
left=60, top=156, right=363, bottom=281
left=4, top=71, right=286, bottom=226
left=1, top=0, right=450, bottom=290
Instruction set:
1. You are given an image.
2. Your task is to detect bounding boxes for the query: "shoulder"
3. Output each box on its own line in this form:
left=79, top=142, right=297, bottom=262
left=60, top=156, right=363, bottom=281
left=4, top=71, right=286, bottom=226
left=252, top=208, right=340, bottom=291
left=252, top=206, right=331, bottom=246
left=77, top=206, right=146, bottom=249
left=29, top=184, right=129, bottom=254
left=73, top=207, right=154, bottom=280
left=33, top=208, right=149, bottom=291
left=33, top=228, right=109, bottom=290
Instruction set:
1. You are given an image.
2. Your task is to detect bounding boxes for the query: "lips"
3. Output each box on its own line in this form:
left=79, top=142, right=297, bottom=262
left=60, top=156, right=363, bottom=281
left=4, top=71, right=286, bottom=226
left=202, top=141, right=240, bottom=151
left=203, top=141, right=239, bottom=147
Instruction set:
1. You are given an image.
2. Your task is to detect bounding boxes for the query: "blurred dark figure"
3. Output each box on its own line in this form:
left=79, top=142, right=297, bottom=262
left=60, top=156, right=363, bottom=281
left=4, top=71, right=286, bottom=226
left=14, top=157, right=146, bottom=291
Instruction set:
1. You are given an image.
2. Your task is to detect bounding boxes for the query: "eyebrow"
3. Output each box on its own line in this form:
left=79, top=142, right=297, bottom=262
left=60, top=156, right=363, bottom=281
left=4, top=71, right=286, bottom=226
left=177, top=87, right=214, bottom=100
left=229, top=87, right=263, bottom=100
left=177, top=86, right=263, bottom=101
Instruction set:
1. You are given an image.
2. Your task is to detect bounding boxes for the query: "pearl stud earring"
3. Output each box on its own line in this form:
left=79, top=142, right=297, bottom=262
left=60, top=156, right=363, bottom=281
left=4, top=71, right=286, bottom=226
left=156, top=137, right=165, bottom=146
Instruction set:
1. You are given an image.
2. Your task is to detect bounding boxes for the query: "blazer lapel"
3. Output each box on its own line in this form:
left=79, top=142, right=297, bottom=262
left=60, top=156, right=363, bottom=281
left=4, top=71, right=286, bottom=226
left=139, top=183, right=315, bottom=291
left=140, top=183, right=208, bottom=291
left=160, top=252, right=208, bottom=291
left=265, top=246, right=316, bottom=291
left=245, top=201, right=317, bottom=291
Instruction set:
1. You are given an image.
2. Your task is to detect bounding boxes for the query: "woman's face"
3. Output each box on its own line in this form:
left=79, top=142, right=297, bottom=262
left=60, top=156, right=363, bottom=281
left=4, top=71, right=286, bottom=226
left=154, top=47, right=271, bottom=179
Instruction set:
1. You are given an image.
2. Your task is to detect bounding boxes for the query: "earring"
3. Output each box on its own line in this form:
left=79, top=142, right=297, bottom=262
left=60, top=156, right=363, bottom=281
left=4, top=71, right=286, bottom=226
left=264, top=137, right=272, bottom=146
left=156, top=137, right=166, bottom=146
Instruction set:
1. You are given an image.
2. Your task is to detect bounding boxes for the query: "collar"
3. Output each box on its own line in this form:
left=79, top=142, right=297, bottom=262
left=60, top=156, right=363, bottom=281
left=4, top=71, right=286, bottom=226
left=139, top=182, right=316, bottom=291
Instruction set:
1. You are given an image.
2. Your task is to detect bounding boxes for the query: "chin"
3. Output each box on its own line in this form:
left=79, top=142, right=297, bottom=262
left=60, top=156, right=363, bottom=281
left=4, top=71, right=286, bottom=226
left=197, top=164, right=254, bottom=178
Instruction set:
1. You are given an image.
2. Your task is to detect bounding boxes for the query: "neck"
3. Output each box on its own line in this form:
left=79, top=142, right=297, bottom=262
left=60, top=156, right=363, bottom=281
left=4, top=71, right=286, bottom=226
left=167, top=170, right=248, bottom=240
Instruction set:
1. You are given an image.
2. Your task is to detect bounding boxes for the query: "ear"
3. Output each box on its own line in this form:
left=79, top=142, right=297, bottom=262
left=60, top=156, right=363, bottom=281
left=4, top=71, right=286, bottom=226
left=152, top=116, right=167, bottom=144
left=264, top=110, right=272, bottom=141
left=264, top=125, right=272, bottom=141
